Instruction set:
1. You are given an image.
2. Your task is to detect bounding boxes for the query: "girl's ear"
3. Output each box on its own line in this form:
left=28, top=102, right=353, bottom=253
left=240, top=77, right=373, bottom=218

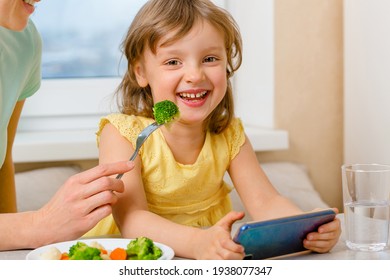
left=134, top=62, right=148, bottom=87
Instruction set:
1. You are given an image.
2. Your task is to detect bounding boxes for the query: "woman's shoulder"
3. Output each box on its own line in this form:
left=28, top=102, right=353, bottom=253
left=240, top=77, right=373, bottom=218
left=0, top=19, right=41, bottom=49
left=19, top=19, right=41, bottom=46
left=27, top=19, right=40, bottom=36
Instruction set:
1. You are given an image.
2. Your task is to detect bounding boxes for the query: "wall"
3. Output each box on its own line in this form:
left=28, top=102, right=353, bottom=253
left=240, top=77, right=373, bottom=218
left=259, top=0, right=344, bottom=210
left=344, top=0, right=390, bottom=165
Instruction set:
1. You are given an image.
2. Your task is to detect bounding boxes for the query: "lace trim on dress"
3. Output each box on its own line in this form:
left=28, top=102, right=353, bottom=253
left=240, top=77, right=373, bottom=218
left=97, top=114, right=152, bottom=152
left=227, top=118, right=246, bottom=161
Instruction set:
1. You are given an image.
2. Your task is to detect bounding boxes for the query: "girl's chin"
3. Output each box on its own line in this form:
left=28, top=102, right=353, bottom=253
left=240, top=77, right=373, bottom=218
left=175, top=114, right=210, bottom=126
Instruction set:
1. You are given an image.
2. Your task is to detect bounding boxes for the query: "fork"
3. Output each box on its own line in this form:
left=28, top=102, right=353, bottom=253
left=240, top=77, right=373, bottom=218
left=116, top=122, right=161, bottom=179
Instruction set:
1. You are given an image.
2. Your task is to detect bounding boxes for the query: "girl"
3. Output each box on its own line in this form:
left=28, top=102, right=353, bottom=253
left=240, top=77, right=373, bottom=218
left=90, top=0, right=341, bottom=259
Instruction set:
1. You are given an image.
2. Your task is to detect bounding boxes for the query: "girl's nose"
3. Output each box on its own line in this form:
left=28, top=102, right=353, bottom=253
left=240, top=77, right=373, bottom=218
left=184, top=64, right=204, bottom=84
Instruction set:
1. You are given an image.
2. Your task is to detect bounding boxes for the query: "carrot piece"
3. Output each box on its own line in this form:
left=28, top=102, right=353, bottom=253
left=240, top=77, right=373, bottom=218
left=100, top=249, right=108, bottom=255
left=60, top=252, right=69, bottom=260
left=109, top=248, right=127, bottom=260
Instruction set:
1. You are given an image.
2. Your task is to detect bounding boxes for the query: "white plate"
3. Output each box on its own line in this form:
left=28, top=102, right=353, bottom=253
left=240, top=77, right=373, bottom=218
left=26, top=238, right=174, bottom=260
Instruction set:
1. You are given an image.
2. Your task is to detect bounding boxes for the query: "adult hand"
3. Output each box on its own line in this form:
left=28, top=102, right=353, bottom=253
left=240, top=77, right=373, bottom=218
left=32, top=161, right=134, bottom=246
left=193, top=211, right=245, bottom=259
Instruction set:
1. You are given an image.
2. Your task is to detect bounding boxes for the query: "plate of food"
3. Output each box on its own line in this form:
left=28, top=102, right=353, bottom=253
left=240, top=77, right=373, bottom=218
left=26, top=236, right=174, bottom=260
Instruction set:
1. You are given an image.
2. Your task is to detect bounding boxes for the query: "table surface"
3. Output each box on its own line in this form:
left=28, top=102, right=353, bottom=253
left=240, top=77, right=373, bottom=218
left=1, top=214, right=389, bottom=260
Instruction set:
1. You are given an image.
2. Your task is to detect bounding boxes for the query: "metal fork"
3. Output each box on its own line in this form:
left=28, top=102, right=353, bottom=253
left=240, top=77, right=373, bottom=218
left=116, top=122, right=161, bottom=179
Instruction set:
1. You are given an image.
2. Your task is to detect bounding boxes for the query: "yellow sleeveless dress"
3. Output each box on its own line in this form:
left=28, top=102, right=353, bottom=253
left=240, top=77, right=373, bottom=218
left=83, top=114, right=245, bottom=237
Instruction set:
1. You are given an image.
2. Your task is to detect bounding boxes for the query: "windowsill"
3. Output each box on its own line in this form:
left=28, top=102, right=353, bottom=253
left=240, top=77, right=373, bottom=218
left=244, top=126, right=289, bottom=152
left=13, top=129, right=99, bottom=163
left=13, top=127, right=289, bottom=163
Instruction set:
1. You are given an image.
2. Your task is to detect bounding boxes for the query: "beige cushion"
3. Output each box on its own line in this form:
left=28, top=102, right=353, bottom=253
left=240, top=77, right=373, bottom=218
left=228, top=162, right=329, bottom=222
left=15, top=166, right=81, bottom=212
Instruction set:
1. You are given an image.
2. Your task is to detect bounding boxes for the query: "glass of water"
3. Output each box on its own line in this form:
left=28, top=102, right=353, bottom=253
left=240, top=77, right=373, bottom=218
left=342, top=163, right=390, bottom=251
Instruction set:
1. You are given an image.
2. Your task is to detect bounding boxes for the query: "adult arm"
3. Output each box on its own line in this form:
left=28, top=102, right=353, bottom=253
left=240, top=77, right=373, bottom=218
left=0, top=100, right=25, bottom=213
left=0, top=160, right=134, bottom=251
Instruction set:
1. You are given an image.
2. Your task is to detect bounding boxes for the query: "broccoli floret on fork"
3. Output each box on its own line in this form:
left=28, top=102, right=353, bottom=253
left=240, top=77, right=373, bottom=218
left=153, top=100, right=180, bottom=125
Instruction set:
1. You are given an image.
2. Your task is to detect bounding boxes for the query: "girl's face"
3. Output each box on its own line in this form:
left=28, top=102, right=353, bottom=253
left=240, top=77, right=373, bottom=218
left=134, top=20, right=228, bottom=126
left=0, top=0, right=40, bottom=31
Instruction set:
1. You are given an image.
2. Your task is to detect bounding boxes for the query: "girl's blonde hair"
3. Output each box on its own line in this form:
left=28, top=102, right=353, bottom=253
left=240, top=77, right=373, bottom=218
left=116, top=0, right=242, bottom=133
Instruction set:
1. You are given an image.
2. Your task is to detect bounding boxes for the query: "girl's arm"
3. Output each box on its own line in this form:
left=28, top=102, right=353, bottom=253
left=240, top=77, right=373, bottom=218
left=99, top=124, right=244, bottom=259
left=228, top=135, right=303, bottom=220
left=228, top=135, right=341, bottom=253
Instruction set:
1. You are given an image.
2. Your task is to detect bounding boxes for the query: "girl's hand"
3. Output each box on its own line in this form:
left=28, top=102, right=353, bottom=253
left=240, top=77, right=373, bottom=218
left=192, top=211, right=246, bottom=260
left=303, top=209, right=342, bottom=253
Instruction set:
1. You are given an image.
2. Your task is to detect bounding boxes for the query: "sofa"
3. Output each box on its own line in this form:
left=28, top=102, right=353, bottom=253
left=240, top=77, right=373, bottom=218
left=15, top=162, right=329, bottom=221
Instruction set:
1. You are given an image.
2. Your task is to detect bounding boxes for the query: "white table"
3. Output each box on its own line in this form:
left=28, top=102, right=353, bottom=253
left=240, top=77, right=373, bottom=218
left=283, top=214, right=390, bottom=260
left=1, top=214, right=389, bottom=260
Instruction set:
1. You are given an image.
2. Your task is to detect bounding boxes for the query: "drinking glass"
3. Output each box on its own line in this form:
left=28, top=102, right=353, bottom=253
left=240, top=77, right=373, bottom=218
left=342, top=163, right=390, bottom=251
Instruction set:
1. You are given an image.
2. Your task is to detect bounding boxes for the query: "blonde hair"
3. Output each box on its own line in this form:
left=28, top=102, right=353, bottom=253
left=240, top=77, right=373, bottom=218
left=116, top=0, right=242, bottom=133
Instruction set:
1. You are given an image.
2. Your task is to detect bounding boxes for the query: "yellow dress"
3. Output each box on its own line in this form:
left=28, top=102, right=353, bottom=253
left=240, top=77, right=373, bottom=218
left=83, top=114, right=245, bottom=237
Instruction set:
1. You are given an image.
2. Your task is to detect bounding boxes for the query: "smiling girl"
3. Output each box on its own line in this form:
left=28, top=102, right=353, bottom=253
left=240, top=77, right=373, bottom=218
left=88, top=0, right=341, bottom=259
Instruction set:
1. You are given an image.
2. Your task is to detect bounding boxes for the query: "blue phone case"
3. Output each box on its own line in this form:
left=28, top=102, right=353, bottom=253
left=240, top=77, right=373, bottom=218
left=233, top=209, right=336, bottom=259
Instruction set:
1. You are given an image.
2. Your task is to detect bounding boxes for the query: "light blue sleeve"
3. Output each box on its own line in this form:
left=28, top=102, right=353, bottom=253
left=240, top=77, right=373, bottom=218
left=18, top=20, right=42, bottom=101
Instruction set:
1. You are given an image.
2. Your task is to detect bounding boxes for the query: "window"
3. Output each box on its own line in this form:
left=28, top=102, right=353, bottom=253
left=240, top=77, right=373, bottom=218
left=19, top=0, right=148, bottom=132
left=32, top=0, right=146, bottom=79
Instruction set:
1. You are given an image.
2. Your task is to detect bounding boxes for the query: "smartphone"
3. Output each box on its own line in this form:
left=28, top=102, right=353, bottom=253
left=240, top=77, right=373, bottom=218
left=233, top=209, right=337, bottom=259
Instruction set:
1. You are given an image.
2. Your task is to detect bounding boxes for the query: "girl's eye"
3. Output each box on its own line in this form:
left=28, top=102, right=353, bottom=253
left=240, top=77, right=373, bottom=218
left=204, top=56, right=218, bottom=63
left=165, top=59, right=180, bottom=66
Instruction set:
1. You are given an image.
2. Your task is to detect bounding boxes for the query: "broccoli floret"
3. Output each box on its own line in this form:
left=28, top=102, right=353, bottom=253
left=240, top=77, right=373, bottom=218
left=153, top=100, right=180, bottom=125
left=68, top=241, right=102, bottom=260
left=68, top=241, right=87, bottom=257
left=126, top=237, right=163, bottom=260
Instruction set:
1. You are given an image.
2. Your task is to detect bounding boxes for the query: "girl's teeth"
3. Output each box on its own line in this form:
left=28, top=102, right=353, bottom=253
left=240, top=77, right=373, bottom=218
left=179, top=91, right=207, bottom=99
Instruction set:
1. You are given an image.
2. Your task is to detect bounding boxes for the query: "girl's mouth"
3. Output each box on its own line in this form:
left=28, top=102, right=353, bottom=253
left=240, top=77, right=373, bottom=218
left=178, top=91, right=209, bottom=103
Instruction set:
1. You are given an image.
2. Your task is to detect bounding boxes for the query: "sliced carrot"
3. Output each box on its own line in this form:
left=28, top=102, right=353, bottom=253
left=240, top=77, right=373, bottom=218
left=109, top=247, right=127, bottom=260
left=100, top=249, right=108, bottom=255
left=60, top=252, right=69, bottom=260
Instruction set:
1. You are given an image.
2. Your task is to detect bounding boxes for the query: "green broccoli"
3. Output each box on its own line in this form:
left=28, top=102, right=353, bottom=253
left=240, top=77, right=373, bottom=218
left=68, top=241, right=87, bottom=257
left=126, top=237, right=163, bottom=260
left=153, top=100, right=180, bottom=125
left=68, top=241, right=103, bottom=260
